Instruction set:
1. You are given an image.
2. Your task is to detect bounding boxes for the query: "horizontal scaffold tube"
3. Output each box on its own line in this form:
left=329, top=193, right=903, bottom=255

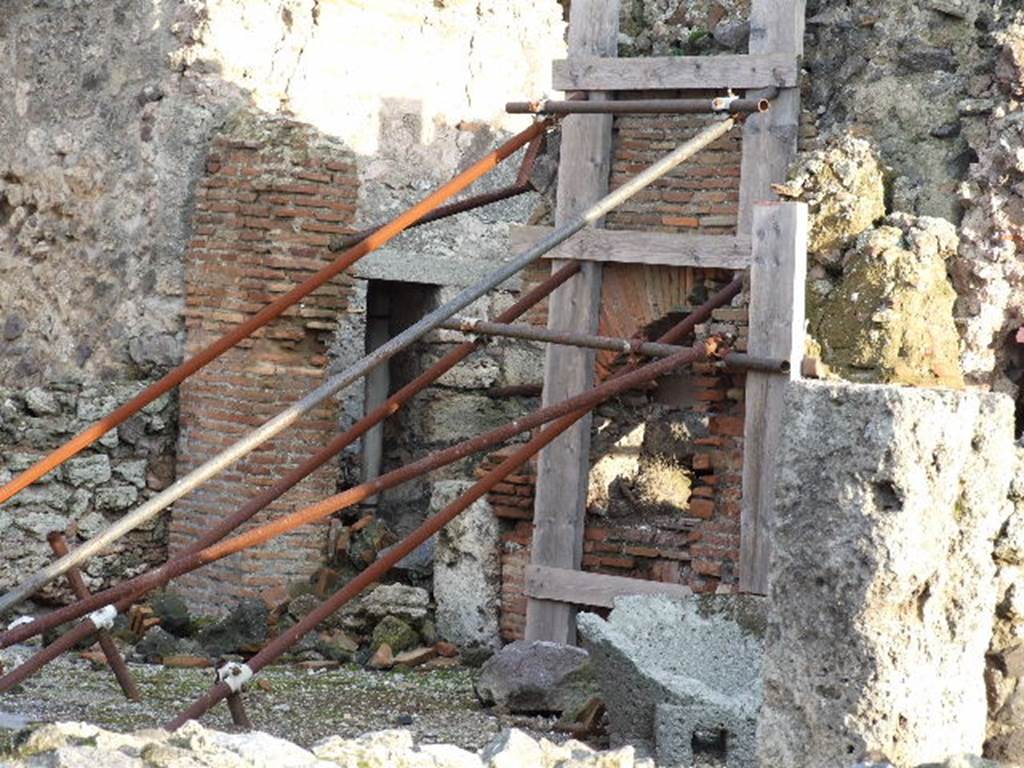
left=0, top=115, right=740, bottom=617
left=165, top=279, right=744, bottom=728
left=0, top=275, right=741, bottom=656
left=442, top=317, right=789, bottom=373
left=0, top=263, right=580, bottom=688
left=506, top=96, right=771, bottom=116
left=0, top=119, right=551, bottom=512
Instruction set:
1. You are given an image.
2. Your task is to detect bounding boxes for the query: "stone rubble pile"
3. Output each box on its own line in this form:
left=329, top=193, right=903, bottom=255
left=48, top=580, right=470, bottom=675
left=2, top=720, right=1016, bottom=768
left=1, top=721, right=651, bottom=768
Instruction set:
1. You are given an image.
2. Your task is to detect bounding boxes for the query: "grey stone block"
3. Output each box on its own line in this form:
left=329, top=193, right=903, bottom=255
left=578, top=594, right=765, bottom=760
left=433, top=480, right=501, bottom=650
left=475, top=640, right=596, bottom=715
left=759, top=381, right=1015, bottom=768
left=656, top=702, right=756, bottom=768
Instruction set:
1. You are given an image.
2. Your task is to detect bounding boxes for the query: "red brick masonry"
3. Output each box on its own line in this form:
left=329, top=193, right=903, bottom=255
left=499, top=107, right=749, bottom=640
left=170, top=123, right=359, bottom=614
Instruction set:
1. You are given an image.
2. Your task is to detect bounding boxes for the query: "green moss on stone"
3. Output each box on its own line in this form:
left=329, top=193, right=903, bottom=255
left=810, top=218, right=964, bottom=389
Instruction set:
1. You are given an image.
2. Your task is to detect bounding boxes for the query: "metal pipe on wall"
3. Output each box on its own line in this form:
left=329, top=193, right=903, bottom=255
left=443, top=316, right=789, bottom=373
left=1, top=330, right=721, bottom=667
left=506, top=96, right=771, bottom=116
left=0, top=270, right=741, bottom=659
left=167, top=339, right=718, bottom=729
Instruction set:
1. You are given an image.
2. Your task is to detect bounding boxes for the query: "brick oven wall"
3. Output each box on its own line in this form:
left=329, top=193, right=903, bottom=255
left=169, top=117, right=359, bottom=614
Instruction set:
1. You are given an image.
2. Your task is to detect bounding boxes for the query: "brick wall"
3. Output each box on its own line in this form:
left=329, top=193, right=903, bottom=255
left=169, top=116, right=359, bottom=615
left=498, top=102, right=753, bottom=640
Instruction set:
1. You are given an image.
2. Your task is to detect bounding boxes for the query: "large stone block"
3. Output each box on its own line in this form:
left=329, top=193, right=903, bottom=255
left=759, top=381, right=1015, bottom=768
left=577, top=594, right=766, bottom=764
left=432, top=480, right=501, bottom=650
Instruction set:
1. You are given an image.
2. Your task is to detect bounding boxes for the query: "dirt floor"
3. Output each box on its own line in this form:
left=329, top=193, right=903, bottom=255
left=0, top=644, right=575, bottom=753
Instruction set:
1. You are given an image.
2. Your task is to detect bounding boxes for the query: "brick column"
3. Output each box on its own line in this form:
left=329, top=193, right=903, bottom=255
left=170, top=116, right=359, bottom=614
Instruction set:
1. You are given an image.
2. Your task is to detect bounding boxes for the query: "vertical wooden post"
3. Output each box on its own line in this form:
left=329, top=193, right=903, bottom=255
left=525, top=0, right=619, bottom=645
left=739, top=202, right=807, bottom=593
left=737, top=0, right=805, bottom=233
left=737, top=0, right=805, bottom=593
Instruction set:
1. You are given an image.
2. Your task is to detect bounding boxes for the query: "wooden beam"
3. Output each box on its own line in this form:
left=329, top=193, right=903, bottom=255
left=510, top=225, right=753, bottom=269
left=552, top=52, right=799, bottom=91
left=740, top=202, right=807, bottom=594
left=525, top=0, right=619, bottom=646
left=526, top=565, right=693, bottom=609
left=737, top=0, right=806, bottom=233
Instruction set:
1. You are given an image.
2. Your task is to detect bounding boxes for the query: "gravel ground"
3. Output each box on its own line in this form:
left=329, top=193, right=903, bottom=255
left=0, top=644, right=575, bottom=752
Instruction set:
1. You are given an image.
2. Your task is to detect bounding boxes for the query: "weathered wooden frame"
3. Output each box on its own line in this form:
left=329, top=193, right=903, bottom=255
left=523, top=0, right=806, bottom=640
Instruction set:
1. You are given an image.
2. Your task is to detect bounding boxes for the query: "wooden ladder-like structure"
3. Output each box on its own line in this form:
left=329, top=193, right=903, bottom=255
left=519, top=0, right=808, bottom=643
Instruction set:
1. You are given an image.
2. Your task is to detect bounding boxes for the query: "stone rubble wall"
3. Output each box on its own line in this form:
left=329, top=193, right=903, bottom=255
left=800, top=3, right=1024, bottom=398
left=0, top=382, right=178, bottom=603
left=0, top=1, right=236, bottom=386
left=953, top=17, right=1024, bottom=394
left=759, top=380, right=1015, bottom=768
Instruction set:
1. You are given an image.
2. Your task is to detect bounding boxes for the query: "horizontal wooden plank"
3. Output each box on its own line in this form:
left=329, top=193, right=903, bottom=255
left=511, top=225, right=752, bottom=269
left=525, top=564, right=693, bottom=609
left=552, top=53, right=799, bottom=91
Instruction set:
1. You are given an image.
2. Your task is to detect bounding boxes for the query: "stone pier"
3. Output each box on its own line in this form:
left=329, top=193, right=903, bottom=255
left=758, top=381, right=1015, bottom=767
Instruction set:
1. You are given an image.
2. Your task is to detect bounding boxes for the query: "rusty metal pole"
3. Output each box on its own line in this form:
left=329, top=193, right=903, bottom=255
left=329, top=132, right=546, bottom=252
left=0, top=271, right=739, bottom=659
left=0, top=119, right=552, bottom=512
left=2, top=333, right=722, bottom=669
left=0, top=116, right=739, bottom=616
left=166, top=344, right=717, bottom=729
left=165, top=280, right=741, bottom=728
left=0, top=264, right=580, bottom=679
left=46, top=532, right=141, bottom=701
left=225, top=693, right=252, bottom=730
